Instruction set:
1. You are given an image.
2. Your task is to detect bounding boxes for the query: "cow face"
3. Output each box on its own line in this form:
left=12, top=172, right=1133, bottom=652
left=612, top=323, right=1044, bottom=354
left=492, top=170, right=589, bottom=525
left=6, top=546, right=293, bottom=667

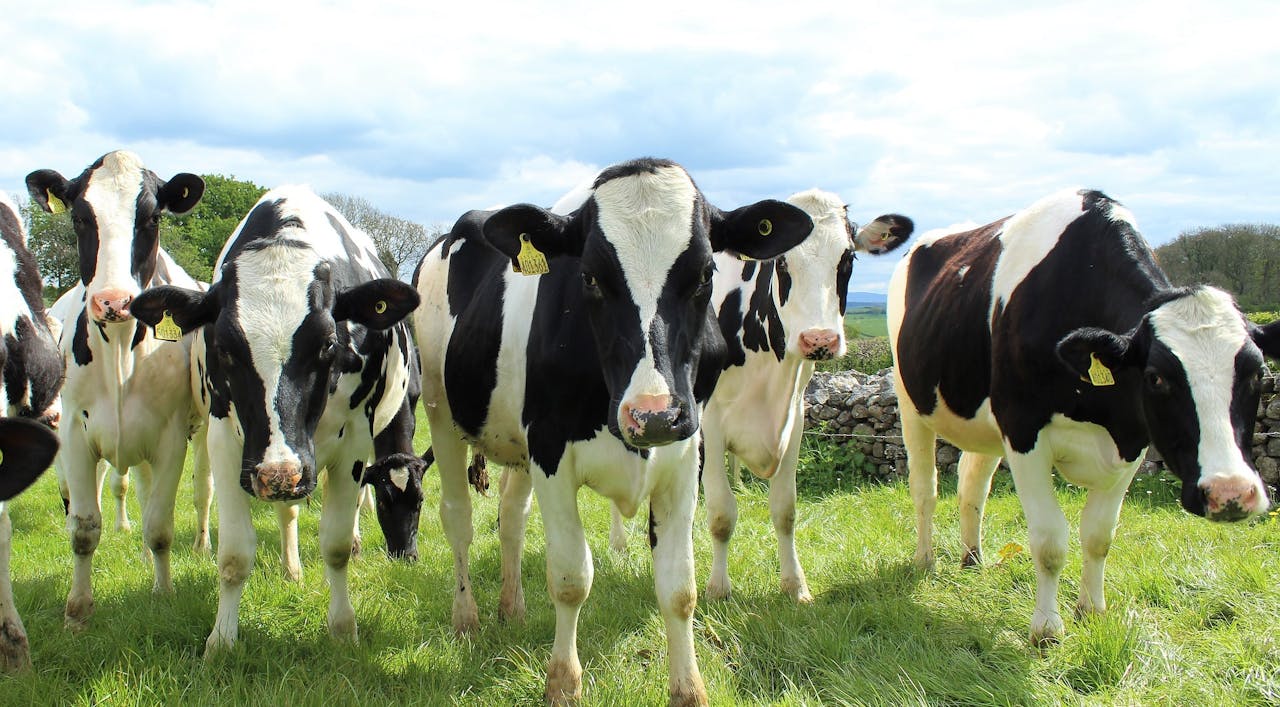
left=1058, top=287, right=1277, bottom=521
left=26, top=151, right=203, bottom=324
left=356, top=452, right=426, bottom=560
left=775, top=190, right=913, bottom=360
left=133, top=258, right=418, bottom=501
left=484, top=159, right=814, bottom=448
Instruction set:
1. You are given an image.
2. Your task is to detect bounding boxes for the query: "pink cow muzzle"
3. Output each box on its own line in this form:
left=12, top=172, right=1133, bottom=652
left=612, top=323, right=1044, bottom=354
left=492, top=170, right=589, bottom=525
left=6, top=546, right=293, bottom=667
left=1201, top=475, right=1269, bottom=522
left=798, top=328, right=841, bottom=361
left=620, top=394, right=685, bottom=447
left=253, top=461, right=307, bottom=501
left=89, top=288, right=134, bottom=323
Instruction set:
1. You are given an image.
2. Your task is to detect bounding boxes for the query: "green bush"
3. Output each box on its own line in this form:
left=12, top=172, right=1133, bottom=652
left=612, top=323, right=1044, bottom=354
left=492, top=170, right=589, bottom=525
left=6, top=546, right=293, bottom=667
left=817, top=336, right=894, bottom=374
left=1247, top=311, right=1280, bottom=326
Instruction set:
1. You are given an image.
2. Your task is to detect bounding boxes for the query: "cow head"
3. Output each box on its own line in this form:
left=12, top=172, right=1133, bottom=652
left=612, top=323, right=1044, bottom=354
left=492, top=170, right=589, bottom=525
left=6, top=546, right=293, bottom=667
left=773, top=189, right=913, bottom=360
left=483, top=158, right=814, bottom=448
left=0, top=417, right=59, bottom=501
left=0, top=192, right=64, bottom=425
left=133, top=238, right=419, bottom=502
left=356, top=452, right=427, bottom=560
left=26, top=151, right=204, bottom=324
left=1058, top=287, right=1278, bottom=521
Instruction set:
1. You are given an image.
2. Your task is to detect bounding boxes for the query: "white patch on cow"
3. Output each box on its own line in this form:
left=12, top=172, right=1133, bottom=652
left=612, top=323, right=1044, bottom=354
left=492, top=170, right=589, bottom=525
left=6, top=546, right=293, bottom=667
left=1148, top=288, right=1261, bottom=490
left=957, top=265, right=970, bottom=280
left=593, top=166, right=696, bottom=403
left=775, top=189, right=853, bottom=357
left=989, top=188, right=1090, bottom=322
left=82, top=151, right=147, bottom=298
left=390, top=467, right=410, bottom=492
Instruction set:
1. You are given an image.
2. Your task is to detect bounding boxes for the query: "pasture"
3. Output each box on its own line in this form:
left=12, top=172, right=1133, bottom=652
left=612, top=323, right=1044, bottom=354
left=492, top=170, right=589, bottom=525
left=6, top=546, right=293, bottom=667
left=844, top=308, right=888, bottom=339
left=1, top=416, right=1278, bottom=705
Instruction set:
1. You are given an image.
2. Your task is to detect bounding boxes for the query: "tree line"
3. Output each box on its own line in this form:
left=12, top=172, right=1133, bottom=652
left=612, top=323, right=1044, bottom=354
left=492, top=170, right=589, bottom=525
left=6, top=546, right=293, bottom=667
left=23, top=175, right=446, bottom=299
left=1155, top=223, right=1280, bottom=311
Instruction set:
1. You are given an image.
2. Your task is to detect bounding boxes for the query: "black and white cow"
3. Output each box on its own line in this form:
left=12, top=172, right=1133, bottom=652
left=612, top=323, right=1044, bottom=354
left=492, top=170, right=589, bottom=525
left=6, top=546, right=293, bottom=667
left=0, top=189, right=63, bottom=669
left=131, top=186, right=419, bottom=654
left=27, top=151, right=208, bottom=630
left=695, top=189, right=911, bottom=603
left=414, top=158, right=813, bottom=705
left=889, top=188, right=1276, bottom=645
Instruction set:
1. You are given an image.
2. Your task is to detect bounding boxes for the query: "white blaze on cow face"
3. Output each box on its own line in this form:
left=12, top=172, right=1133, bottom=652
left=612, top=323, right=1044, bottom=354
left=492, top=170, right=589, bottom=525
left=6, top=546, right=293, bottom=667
left=82, top=151, right=149, bottom=320
left=592, top=166, right=696, bottom=440
left=1147, top=289, right=1270, bottom=518
left=779, top=189, right=853, bottom=360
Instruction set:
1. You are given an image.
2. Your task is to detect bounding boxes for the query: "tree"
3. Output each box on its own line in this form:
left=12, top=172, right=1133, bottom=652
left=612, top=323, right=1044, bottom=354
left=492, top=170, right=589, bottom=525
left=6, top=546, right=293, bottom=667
left=162, top=174, right=268, bottom=282
left=321, top=192, right=442, bottom=279
left=21, top=202, right=77, bottom=299
left=1155, top=223, right=1280, bottom=311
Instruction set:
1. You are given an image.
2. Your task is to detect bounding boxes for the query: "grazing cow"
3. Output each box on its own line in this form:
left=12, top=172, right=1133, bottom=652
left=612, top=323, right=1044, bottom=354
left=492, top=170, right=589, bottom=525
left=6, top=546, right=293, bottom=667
left=27, top=151, right=207, bottom=630
left=888, top=188, right=1277, bottom=645
left=131, top=186, right=419, bottom=654
left=0, top=189, right=64, bottom=669
left=414, top=158, right=814, bottom=705
left=696, top=189, right=911, bottom=603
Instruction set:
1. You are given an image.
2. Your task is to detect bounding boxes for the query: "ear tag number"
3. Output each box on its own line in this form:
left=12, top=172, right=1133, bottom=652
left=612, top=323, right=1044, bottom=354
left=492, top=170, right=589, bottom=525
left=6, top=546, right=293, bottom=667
left=47, top=191, right=67, bottom=214
left=374, top=300, right=388, bottom=315
left=515, top=233, right=549, bottom=276
left=1088, top=353, right=1115, bottom=387
left=758, top=218, right=773, bottom=236
left=155, top=311, right=183, bottom=342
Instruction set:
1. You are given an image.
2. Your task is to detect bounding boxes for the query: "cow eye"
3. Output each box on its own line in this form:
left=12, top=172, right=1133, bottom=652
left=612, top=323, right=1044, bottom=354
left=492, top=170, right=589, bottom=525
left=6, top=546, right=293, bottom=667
left=699, top=264, right=714, bottom=286
left=582, top=271, right=600, bottom=292
left=1145, top=369, right=1168, bottom=392
left=318, top=337, right=339, bottom=362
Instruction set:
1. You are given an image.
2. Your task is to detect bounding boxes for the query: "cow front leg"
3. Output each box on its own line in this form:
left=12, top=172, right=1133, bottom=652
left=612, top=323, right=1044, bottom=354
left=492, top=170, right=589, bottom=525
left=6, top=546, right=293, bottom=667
left=429, top=413, right=478, bottom=634
left=276, top=502, right=301, bottom=582
left=899, top=404, right=939, bottom=571
left=191, top=423, right=213, bottom=555
left=534, top=473, right=592, bottom=706
left=1076, top=461, right=1139, bottom=618
left=498, top=466, right=532, bottom=623
left=1007, top=447, right=1069, bottom=647
left=651, top=451, right=708, bottom=706
left=320, top=462, right=361, bottom=643
left=956, top=452, right=1002, bottom=567
left=62, top=431, right=101, bottom=631
left=771, top=401, right=811, bottom=603
left=205, top=419, right=255, bottom=656
left=0, top=508, right=30, bottom=671
left=701, top=423, right=736, bottom=601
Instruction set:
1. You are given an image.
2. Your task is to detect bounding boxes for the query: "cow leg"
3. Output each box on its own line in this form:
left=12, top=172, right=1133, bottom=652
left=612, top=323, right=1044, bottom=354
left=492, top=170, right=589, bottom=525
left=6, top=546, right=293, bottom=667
left=956, top=452, right=1002, bottom=567
left=608, top=502, right=630, bottom=555
left=534, top=472, right=591, bottom=706
left=131, top=465, right=152, bottom=562
left=276, top=503, right=302, bottom=582
left=651, top=449, right=708, bottom=707
left=900, top=404, right=939, bottom=571
left=63, top=430, right=102, bottom=631
left=0, top=507, right=30, bottom=671
left=771, top=397, right=811, bottom=603
left=498, top=466, right=532, bottom=623
left=1076, top=461, right=1140, bottom=618
left=107, top=462, right=130, bottom=533
left=431, top=414, right=478, bottom=634
left=320, top=461, right=361, bottom=643
left=351, top=485, right=373, bottom=559
left=702, top=422, right=736, bottom=601
left=1006, top=447, right=1069, bottom=647
left=205, top=419, right=255, bottom=656
left=142, top=443, right=183, bottom=595
left=191, top=423, right=213, bottom=555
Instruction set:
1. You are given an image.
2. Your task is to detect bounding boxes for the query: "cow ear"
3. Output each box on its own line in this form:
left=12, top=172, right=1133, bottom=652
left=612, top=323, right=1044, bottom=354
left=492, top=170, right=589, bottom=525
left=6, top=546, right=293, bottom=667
left=1056, top=327, right=1137, bottom=383
left=133, top=284, right=219, bottom=335
left=854, top=214, right=914, bottom=255
left=709, top=199, right=813, bottom=260
left=334, top=279, right=420, bottom=329
left=25, top=169, right=72, bottom=214
left=483, top=204, right=579, bottom=265
left=0, top=418, right=58, bottom=501
left=158, top=173, right=205, bottom=215
left=1250, top=320, right=1280, bottom=362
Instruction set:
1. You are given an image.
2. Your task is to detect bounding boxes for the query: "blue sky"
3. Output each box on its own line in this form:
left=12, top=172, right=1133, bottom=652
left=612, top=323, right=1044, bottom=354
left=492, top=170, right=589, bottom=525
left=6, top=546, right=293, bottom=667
left=3, top=1, right=1278, bottom=291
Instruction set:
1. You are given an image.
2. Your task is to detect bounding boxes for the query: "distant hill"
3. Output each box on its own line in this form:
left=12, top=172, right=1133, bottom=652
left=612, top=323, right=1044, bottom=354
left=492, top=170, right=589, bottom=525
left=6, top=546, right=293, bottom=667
left=846, top=291, right=887, bottom=307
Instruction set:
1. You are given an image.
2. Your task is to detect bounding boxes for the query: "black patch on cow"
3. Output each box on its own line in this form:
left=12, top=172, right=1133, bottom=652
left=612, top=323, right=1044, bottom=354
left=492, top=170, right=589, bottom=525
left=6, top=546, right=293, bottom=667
left=740, top=261, right=756, bottom=280
left=835, top=249, right=855, bottom=317
left=776, top=256, right=792, bottom=307
left=72, top=310, right=93, bottom=365
left=131, top=320, right=146, bottom=349
left=72, top=200, right=100, bottom=286
left=593, top=157, right=681, bottom=189
left=442, top=226, right=509, bottom=438
left=717, top=289, right=747, bottom=368
left=218, top=199, right=299, bottom=265
left=648, top=505, right=657, bottom=550
left=741, top=261, right=786, bottom=362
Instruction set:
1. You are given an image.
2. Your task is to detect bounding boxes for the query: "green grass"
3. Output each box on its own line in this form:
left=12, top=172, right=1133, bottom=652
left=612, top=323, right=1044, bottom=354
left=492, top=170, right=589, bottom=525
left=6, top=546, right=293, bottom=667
left=844, top=308, right=888, bottom=338
left=2, top=420, right=1278, bottom=705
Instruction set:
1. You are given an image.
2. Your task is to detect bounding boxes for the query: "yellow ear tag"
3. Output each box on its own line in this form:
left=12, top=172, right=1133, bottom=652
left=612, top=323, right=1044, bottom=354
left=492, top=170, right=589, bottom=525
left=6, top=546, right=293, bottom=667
left=155, top=311, right=183, bottom=342
left=1088, top=353, right=1115, bottom=387
left=374, top=300, right=388, bottom=314
left=758, top=218, right=773, bottom=236
left=996, top=542, right=1024, bottom=564
left=47, top=191, right=66, bottom=214
left=514, top=233, right=549, bottom=276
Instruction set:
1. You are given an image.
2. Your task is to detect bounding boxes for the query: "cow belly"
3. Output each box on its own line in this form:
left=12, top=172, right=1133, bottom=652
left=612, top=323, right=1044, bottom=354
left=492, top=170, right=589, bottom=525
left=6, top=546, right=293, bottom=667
left=709, top=358, right=806, bottom=476
left=913, top=391, right=1005, bottom=456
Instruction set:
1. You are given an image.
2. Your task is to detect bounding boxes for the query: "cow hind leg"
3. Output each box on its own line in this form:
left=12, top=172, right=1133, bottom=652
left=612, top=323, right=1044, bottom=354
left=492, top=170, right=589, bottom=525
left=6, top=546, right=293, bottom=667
left=0, top=508, right=30, bottom=671
left=1007, top=447, right=1069, bottom=647
left=771, top=403, right=811, bottom=603
left=142, top=443, right=184, bottom=596
left=320, top=463, right=361, bottom=643
left=900, top=405, right=940, bottom=571
left=498, top=466, right=532, bottom=623
left=430, top=412, right=479, bottom=635
left=608, top=502, right=630, bottom=555
left=956, top=452, right=1001, bottom=567
left=191, top=424, right=213, bottom=555
left=106, top=462, right=130, bottom=533
left=702, top=424, right=736, bottom=600
left=1076, top=462, right=1139, bottom=618
left=277, top=503, right=302, bottom=582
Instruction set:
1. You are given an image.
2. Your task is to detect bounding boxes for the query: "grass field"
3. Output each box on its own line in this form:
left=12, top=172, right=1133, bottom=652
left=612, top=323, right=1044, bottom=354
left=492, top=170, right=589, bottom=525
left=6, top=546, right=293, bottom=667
left=844, top=307, right=888, bottom=338
left=1, top=421, right=1278, bottom=705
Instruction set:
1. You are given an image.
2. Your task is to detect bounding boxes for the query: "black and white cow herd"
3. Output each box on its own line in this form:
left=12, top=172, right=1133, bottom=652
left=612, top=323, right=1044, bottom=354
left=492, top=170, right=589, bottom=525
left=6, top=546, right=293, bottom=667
left=0, top=151, right=1273, bottom=704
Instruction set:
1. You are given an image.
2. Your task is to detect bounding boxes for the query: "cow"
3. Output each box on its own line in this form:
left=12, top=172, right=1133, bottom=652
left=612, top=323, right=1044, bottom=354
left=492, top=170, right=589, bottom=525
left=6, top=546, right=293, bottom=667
left=0, top=189, right=64, bottom=669
left=887, top=188, right=1277, bottom=646
left=414, top=157, right=814, bottom=705
left=694, top=189, right=912, bottom=603
left=131, top=185, right=419, bottom=655
left=26, top=151, right=208, bottom=630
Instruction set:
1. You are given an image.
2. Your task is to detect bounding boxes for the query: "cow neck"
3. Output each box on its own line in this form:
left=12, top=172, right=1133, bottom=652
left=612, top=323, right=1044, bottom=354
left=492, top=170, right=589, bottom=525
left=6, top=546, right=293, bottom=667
left=101, top=319, right=140, bottom=471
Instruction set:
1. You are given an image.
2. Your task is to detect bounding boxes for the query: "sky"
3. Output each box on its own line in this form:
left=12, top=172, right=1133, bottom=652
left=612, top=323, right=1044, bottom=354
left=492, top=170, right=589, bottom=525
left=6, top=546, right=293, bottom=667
left=3, top=1, right=1278, bottom=292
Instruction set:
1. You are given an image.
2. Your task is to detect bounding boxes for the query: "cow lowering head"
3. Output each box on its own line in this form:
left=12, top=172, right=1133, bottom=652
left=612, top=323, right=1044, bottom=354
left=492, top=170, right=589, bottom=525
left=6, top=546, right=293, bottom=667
left=132, top=198, right=418, bottom=501
left=356, top=452, right=428, bottom=560
left=1058, top=286, right=1279, bottom=521
left=0, top=192, right=63, bottom=425
left=483, top=158, right=813, bottom=448
left=774, top=190, right=912, bottom=361
left=26, top=151, right=204, bottom=324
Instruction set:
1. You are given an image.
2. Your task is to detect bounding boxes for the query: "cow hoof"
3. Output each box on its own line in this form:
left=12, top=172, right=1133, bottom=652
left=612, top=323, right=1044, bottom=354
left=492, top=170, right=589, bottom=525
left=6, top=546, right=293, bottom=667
left=283, top=564, right=302, bottom=583
left=703, top=579, right=731, bottom=602
left=1030, top=615, right=1064, bottom=650
left=203, top=634, right=233, bottom=660
left=350, top=536, right=362, bottom=559
left=499, top=592, right=526, bottom=625
left=64, top=598, right=93, bottom=632
left=961, top=547, right=982, bottom=568
left=781, top=578, right=812, bottom=604
left=116, top=519, right=132, bottom=533
left=329, top=617, right=358, bottom=644
left=669, top=682, right=709, bottom=707
left=152, top=579, right=175, bottom=595
left=546, top=659, right=582, bottom=706
left=1074, top=597, right=1105, bottom=620
left=0, top=620, right=31, bottom=673
left=913, top=550, right=936, bottom=573
left=193, top=535, right=211, bottom=556
left=453, top=595, right=480, bottom=635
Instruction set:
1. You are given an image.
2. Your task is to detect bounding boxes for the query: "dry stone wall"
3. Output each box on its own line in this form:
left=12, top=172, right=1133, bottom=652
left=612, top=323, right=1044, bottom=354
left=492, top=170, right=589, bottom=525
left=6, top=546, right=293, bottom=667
left=803, top=368, right=1280, bottom=488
